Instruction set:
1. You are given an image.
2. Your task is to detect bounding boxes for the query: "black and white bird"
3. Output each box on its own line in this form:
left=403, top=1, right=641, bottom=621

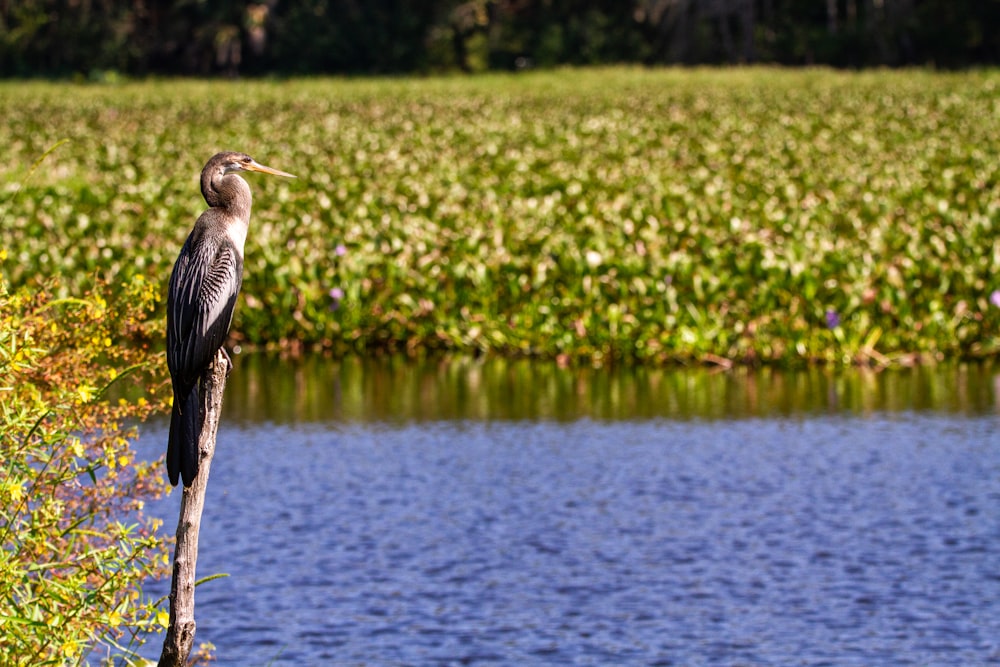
left=166, top=151, right=294, bottom=487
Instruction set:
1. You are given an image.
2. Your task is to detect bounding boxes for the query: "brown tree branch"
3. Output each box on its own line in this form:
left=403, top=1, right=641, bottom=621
left=158, top=349, right=229, bottom=667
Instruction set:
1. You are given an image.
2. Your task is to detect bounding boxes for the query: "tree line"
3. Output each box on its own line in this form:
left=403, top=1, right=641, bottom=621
left=1, top=0, right=998, bottom=77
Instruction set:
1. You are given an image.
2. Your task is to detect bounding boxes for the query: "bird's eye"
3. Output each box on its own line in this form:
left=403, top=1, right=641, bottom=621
left=242, top=157, right=252, bottom=163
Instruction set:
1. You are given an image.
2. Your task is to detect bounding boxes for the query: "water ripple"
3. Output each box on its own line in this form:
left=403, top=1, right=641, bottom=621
left=139, top=414, right=1000, bottom=665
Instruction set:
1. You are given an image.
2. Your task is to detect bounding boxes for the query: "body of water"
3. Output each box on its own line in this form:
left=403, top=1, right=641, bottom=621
left=135, top=358, right=1000, bottom=666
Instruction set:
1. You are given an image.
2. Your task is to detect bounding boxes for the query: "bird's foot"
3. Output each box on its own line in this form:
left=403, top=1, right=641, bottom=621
left=215, top=347, right=233, bottom=377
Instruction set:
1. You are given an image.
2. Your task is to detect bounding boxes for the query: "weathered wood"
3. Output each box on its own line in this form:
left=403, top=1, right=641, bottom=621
left=158, top=349, right=229, bottom=667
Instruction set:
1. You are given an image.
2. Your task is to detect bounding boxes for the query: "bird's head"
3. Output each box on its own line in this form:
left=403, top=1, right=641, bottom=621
left=201, top=152, right=296, bottom=208
left=210, top=151, right=296, bottom=179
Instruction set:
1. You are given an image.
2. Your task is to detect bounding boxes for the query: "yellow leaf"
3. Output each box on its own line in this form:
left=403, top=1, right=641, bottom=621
left=4, top=480, right=24, bottom=503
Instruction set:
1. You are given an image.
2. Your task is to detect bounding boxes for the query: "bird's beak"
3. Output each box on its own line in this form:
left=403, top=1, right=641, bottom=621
left=244, top=160, right=296, bottom=178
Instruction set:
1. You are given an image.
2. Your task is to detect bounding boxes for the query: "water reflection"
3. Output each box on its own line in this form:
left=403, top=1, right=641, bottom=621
left=134, top=358, right=1000, bottom=666
left=223, top=355, right=998, bottom=424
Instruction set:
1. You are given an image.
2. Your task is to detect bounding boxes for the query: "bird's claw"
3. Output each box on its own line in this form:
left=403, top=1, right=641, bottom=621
left=212, top=347, right=233, bottom=377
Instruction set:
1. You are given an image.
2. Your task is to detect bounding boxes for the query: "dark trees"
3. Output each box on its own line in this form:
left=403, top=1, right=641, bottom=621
left=1, top=0, right=996, bottom=77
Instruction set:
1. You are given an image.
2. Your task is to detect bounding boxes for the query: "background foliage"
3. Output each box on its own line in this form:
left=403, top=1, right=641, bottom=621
left=1, top=0, right=999, bottom=77
left=2, top=68, right=998, bottom=366
left=0, top=273, right=171, bottom=665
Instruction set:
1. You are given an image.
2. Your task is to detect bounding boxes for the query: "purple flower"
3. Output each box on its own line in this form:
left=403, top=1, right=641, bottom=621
left=991, top=290, right=1000, bottom=308
left=329, top=287, right=344, bottom=311
left=825, top=309, right=840, bottom=329
left=335, top=244, right=347, bottom=257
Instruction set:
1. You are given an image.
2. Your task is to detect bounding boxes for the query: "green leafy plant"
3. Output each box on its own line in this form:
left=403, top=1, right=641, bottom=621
left=0, top=272, right=172, bottom=666
left=1, top=69, right=998, bottom=366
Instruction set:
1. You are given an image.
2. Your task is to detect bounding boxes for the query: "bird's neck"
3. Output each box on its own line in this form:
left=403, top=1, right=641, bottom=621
left=203, top=173, right=253, bottom=218
left=202, top=173, right=252, bottom=253
left=226, top=219, right=249, bottom=254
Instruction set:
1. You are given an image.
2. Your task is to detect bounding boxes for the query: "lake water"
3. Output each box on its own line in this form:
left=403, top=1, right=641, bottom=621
left=134, top=357, right=1000, bottom=666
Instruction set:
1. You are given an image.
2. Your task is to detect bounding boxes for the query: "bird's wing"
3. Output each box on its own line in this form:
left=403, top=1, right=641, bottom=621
left=167, top=234, right=244, bottom=384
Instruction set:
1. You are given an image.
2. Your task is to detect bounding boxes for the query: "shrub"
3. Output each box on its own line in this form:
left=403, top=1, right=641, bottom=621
left=0, top=271, right=172, bottom=666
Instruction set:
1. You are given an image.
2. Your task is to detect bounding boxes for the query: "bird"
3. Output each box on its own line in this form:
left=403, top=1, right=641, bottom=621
left=166, top=151, right=295, bottom=487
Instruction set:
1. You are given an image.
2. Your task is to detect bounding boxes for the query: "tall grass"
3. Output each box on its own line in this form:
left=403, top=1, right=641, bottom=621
left=2, top=68, right=998, bottom=365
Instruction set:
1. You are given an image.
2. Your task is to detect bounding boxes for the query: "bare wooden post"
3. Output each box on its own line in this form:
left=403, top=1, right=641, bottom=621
left=158, top=350, right=229, bottom=667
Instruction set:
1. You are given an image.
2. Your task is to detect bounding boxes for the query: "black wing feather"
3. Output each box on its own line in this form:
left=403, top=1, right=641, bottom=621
left=165, top=224, right=243, bottom=487
left=167, top=228, right=243, bottom=385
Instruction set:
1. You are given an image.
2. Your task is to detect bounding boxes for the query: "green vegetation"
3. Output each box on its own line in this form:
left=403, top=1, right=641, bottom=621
left=2, top=68, right=999, bottom=366
left=0, top=275, right=171, bottom=665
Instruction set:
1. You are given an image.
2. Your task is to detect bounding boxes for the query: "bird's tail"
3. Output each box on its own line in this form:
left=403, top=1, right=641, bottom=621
left=167, top=384, right=200, bottom=487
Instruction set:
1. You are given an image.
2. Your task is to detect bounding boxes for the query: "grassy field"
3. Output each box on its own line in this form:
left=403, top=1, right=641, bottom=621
left=2, top=68, right=998, bottom=366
